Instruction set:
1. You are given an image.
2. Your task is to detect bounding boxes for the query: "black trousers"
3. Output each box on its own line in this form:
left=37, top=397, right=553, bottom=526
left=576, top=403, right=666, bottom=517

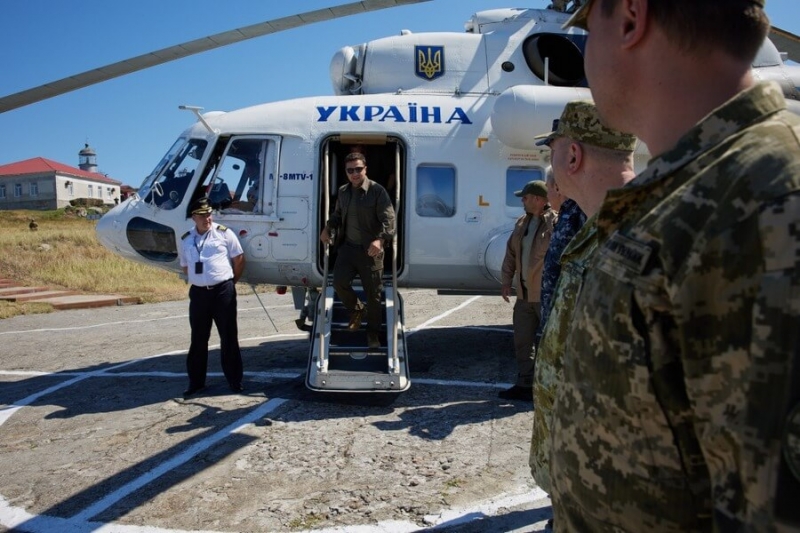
left=187, top=279, right=243, bottom=388
left=333, top=242, right=384, bottom=334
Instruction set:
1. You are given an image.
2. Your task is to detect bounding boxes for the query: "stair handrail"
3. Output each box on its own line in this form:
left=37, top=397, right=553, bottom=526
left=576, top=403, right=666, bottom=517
left=318, top=144, right=332, bottom=372
left=389, top=144, right=401, bottom=373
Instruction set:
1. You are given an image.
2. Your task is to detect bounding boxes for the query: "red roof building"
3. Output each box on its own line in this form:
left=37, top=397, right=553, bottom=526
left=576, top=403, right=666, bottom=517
left=0, top=157, right=123, bottom=211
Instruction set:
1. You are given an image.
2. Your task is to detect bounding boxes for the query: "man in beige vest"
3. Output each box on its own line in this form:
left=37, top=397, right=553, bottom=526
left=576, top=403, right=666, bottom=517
left=499, top=180, right=557, bottom=401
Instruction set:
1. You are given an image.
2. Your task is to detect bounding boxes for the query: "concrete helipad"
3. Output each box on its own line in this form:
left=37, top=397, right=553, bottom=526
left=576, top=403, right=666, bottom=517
left=0, top=289, right=552, bottom=532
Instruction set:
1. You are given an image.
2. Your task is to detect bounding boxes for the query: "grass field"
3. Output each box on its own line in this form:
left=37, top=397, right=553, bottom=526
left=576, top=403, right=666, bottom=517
left=0, top=209, right=193, bottom=319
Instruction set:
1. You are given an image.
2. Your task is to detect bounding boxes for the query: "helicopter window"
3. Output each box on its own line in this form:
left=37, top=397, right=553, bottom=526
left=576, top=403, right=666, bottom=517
left=506, top=167, right=545, bottom=207
left=125, top=216, right=178, bottom=263
left=211, top=138, right=268, bottom=213
left=416, top=165, right=455, bottom=218
left=139, top=138, right=184, bottom=196
left=142, top=139, right=207, bottom=210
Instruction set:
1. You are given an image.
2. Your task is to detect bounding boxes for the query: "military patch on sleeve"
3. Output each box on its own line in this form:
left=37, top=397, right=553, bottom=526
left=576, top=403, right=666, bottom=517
left=784, top=402, right=800, bottom=482
left=216, top=224, right=228, bottom=232
left=181, top=231, right=190, bottom=240
left=603, top=232, right=653, bottom=274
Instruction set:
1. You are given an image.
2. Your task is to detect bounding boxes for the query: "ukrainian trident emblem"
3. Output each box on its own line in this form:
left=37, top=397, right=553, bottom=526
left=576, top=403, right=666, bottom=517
left=415, top=45, right=445, bottom=81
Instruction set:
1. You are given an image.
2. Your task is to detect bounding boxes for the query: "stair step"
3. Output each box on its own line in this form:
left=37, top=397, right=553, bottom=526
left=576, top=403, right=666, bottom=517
left=1, top=290, right=80, bottom=302
left=0, top=286, right=51, bottom=296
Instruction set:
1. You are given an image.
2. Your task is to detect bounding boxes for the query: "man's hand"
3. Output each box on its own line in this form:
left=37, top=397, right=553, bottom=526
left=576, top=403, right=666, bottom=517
left=320, top=227, right=331, bottom=245
left=501, top=284, right=512, bottom=303
left=368, top=239, right=383, bottom=257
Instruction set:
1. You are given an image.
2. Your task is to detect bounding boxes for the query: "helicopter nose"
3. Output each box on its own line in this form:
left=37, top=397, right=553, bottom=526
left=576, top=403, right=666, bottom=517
left=97, top=204, right=181, bottom=264
left=96, top=206, right=138, bottom=261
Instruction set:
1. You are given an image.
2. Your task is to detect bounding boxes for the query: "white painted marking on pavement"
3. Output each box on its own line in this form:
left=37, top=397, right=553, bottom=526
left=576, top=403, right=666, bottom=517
left=0, top=352, right=178, bottom=426
left=406, top=295, right=482, bottom=335
left=0, top=304, right=293, bottom=336
left=0, top=489, right=548, bottom=533
left=72, top=398, right=287, bottom=522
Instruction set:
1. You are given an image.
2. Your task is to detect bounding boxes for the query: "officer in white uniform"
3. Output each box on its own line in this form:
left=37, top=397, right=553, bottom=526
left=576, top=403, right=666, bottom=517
left=178, top=197, right=246, bottom=397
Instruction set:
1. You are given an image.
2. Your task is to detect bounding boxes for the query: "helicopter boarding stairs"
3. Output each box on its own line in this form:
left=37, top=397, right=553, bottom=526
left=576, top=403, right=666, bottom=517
left=306, top=272, right=410, bottom=393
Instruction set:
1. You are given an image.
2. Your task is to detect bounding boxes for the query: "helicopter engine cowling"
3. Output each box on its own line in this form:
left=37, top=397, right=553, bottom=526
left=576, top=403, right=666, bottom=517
left=330, top=45, right=362, bottom=95
left=482, top=227, right=512, bottom=285
left=491, top=85, right=592, bottom=151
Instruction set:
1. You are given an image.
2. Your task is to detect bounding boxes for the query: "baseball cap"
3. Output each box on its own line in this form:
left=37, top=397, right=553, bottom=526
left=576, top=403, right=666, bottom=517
left=190, top=197, right=213, bottom=215
left=514, top=180, right=548, bottom=198
left=534, top=100, right=637, bottom=151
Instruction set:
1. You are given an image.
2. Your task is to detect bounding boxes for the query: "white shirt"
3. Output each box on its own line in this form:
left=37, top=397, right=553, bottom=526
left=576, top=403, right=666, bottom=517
left=179, top=224, right=244, bottom=286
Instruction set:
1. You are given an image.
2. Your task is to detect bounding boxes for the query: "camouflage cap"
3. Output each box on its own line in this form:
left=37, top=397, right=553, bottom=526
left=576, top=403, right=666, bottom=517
left=514, top=180, right=548, bottom=198
left=190, top=197, right=213, bottom=215
left=534, top=100, right=637, bottom=151
left=563, top=0, right=766, bottom=31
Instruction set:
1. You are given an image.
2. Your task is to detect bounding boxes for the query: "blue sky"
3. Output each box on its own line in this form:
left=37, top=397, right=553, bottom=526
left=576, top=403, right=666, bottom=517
left=1, top=0, right=798, bottom=186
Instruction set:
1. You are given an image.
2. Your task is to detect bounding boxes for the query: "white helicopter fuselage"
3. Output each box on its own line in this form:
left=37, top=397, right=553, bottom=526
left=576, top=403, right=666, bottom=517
left=96, top=7, right=601, bottom=293
left=97, top=85, right=596, bottom=292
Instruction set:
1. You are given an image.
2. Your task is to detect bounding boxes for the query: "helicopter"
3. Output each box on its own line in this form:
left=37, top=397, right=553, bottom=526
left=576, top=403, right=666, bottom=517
left=3, top=0, right=798, bottom=393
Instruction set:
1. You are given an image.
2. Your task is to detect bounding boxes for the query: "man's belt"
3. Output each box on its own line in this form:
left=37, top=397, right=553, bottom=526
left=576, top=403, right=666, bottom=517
left=193, top=278, right=232, bottom=290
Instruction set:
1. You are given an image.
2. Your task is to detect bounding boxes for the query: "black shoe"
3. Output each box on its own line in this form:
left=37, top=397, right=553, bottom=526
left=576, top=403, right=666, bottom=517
left=348, top=308, right=364, bottom=330
left=545, top=518, right=554, bottom=530
left=497, top=385, right=532, bottom=401
left=229, top=383, right=244, bottom=393
left=182, top=385, right=206, bottom=398
left=367, top=332, right=381, bottom=349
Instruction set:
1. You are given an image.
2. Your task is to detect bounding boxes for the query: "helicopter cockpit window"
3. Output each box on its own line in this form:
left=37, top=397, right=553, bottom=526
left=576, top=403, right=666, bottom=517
left=142, top=138, right=207, bottom=210
left=207, top=138, right=267, bottom=213
left=416, top=165, right=455, bottom=218
left=139, top=138, right=183, bottom=197
left=506, top=167, right=545, bottom=207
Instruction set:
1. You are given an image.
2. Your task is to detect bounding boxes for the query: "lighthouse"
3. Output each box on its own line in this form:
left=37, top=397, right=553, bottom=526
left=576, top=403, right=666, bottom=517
left=78, top=143, right=97, bottom=173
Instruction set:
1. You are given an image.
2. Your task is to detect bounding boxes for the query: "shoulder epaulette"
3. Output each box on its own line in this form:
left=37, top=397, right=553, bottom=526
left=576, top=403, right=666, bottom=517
left=181, top=231, right=190, bottom=240
left=216, top=224, right=228, bottom=232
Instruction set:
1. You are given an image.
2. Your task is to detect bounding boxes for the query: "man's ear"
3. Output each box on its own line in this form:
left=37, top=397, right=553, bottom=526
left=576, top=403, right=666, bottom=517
left=568, top=142, right=583, bottom=173
left=620, top=0, right=648, bottom=49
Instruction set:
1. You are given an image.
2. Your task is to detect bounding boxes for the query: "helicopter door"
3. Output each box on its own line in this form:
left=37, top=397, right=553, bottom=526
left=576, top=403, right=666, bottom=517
left=318, top=135, right=405, bottom=277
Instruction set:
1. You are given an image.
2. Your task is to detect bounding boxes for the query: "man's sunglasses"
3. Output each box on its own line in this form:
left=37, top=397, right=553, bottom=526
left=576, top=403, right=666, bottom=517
left=346, top=166, right=365, bottom=175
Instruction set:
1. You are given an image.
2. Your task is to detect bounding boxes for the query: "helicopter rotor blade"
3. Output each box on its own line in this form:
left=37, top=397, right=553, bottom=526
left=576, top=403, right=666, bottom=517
left=770, top=26, right=800, bottom=63
left=0, top=0, right=431, bottom=114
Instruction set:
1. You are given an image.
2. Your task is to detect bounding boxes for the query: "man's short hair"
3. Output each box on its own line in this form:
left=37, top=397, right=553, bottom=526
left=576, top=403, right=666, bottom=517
left=594, top=0, right=769, bottom=63
left=345, top=152, right=366, bottom=165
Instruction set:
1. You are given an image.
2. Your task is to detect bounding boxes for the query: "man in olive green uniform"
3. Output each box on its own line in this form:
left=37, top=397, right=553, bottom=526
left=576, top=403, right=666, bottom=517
left=528, top=100, right=637, bottom=496
left=548, top=0, right=800, bottom=531
left=320, top=152, right=395, bottom=349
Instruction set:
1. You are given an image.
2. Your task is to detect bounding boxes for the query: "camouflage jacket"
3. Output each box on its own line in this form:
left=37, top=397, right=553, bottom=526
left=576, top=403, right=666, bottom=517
left=550, top=82, right=800, bottom=531
left=530, top=216, right=597, bottom=494
left=536, top=199, right=587, bottom=341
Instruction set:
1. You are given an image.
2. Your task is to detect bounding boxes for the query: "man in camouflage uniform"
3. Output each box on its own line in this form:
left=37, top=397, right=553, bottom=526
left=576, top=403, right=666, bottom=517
left=528, top=100, right=637, bottom=496
left=548, top=0, right=800, bottom=530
